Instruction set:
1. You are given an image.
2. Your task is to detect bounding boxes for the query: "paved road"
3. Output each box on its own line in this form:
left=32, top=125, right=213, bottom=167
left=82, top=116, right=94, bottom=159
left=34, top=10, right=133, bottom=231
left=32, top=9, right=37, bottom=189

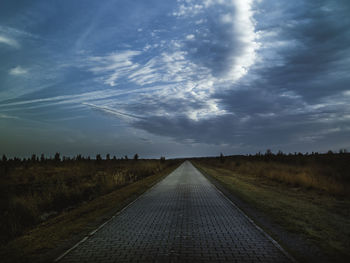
left=59, top=161, right=293, bottom=263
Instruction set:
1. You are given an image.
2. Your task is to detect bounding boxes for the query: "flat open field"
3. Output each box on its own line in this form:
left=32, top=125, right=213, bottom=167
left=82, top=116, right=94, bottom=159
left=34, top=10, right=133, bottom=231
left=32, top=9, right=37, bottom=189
left=192, top=153, right=350, bottom=262
left=0, top=157, right=181, bottom=262
left=0, top=153, right=349, bottom=262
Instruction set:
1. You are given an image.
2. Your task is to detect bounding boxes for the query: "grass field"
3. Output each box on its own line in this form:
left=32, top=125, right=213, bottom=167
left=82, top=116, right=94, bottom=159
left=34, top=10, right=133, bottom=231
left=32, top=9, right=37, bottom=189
left=0, top=156, right=180, bottom=262
left=1, top=153, right=349, bottom=262
left=193, top=153, right=350, bottom=262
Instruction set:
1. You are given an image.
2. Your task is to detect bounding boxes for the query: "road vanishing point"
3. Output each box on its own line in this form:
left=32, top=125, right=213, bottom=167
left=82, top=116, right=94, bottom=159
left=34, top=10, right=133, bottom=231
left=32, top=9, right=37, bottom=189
left=58, top=161, right=294, bottom=263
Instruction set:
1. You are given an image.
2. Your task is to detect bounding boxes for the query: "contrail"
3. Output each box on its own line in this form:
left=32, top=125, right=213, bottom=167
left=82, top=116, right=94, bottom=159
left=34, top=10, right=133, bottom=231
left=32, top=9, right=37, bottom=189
left=82, top=102, right=145, bottom=121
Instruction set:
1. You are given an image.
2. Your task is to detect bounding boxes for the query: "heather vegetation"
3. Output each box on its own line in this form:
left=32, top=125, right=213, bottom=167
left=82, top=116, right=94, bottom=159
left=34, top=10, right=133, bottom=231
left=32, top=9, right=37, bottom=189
left=196, top=150, right=350, bottom=196
left=0, top=153, right=178, bottom=246
left=193, top=150, right=350, bottom=262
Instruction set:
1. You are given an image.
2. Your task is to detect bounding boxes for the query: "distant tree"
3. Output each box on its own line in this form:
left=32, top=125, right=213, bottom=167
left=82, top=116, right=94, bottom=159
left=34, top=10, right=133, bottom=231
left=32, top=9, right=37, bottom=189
left=265, top=149, right=272, bottom=156
left=96, top=154, right=102, bottom=162
left=160, top=156, right=166, bottom=163
left=220, top=153, right=225, bottom=163
left=1, top=155, right=9, bottom=177
left=133, top=154, right=139, bottom=161
left=106, top=154, right=110, bottom=161
left=339, top=149, right=348, bottom=154
left=277, top=150, right=284, bottom=156
left=113, top=155, right=117, bottom=161
left=40, top=153, right=45, bottom=162
left=76, top=154, right=82, bottom=161
left=124, top=155, right=128, bottom=160
left=31, top=154, right=36, bottom=162
left=327, top=150, right=333, bottom=155
left=54, top=152, right=61, bottom=162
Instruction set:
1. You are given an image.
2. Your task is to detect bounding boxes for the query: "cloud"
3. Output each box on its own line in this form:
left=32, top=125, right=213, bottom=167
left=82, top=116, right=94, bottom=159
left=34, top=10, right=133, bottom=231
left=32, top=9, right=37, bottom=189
left=0, top=35, right=20, bottom=48
left=83, top=2, right=258, bottom=123
left=0, top=113, right=19, bottom=120
left=251, top=0, right=350, bottom=102
left=120, top=0, right=350, bottom=151
left=175, top=0, right=259, bottom=82
left=79, top=0, right=259, bottom=124
left=82, top=103, right=145, bottom=121
left=87, top=50, right=141, bottom=86
left=9, top=66, right=27, bottom=76
left=0, top=86, right=163, bottom=110
left=185, top=34, right=195, bottom=40
left=2, top=0, right=349, bottom=156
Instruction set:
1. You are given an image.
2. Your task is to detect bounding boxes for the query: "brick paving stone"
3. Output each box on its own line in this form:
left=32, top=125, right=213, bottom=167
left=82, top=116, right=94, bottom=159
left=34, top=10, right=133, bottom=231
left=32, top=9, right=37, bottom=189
left=60, top=161, right=293, bottom=263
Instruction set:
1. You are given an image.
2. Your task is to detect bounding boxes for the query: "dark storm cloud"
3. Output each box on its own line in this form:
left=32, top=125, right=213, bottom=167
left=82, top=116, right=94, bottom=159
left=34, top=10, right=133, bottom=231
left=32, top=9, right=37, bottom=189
left=184, top=6, right=240, bottom=77
left=129, top=0, right=350, bottom=152
left=134, top=104, right=350, bottom=152
left=252, top=0, right=350, bottom=102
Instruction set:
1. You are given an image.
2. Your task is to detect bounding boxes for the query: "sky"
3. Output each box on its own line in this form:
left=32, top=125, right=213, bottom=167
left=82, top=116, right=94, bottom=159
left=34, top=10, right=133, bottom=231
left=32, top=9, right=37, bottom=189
left=0, top=0, right=349, bottom=158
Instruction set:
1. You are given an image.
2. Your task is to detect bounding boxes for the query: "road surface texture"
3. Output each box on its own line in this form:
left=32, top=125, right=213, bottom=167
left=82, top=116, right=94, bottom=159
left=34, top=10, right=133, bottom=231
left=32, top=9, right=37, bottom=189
left=58, top=161, right=293, bottom=263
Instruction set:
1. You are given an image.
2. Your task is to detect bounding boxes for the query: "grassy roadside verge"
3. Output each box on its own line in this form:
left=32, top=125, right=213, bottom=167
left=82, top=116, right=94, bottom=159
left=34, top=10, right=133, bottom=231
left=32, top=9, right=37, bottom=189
left=0, top=162, right=180, bottom=263
left=193, top=161, right=350, bottom=263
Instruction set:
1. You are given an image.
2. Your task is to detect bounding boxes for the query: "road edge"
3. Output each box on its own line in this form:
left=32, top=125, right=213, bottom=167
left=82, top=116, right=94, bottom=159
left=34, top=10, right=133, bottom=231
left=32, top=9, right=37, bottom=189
left=54, top=163, right=183, bottom=262
left=190, top=161, right=297, bottom=263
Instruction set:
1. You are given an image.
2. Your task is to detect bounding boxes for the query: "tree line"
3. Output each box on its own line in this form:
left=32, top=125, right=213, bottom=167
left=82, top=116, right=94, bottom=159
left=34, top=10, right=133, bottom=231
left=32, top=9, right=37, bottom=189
left=217, top=149, right=349, bottom=165
left=0, top=153, right=169, bottom=166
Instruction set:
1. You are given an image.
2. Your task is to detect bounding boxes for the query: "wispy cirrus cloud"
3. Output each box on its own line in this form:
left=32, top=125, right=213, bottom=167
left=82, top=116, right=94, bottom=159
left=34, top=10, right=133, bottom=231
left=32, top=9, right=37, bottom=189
left=0, top=25, right=40, bottom=49
left=79, top=0, right=259, bottom=122
left=87, top=50, right=141, bottom=86
left=84, top=47, right=222, bottom=120
left=0, top=113, right=20, bottom=120
left=173, top=0, right=259, bottom=82
left=0, top=35, right=20, bottom=48
left=83, top=103, right=145, bottom=121
left=82, top=4, right=258, bottom=122
left=0, top=87, right=162, bottom=110
left=9, top=66, right=27, bottom=76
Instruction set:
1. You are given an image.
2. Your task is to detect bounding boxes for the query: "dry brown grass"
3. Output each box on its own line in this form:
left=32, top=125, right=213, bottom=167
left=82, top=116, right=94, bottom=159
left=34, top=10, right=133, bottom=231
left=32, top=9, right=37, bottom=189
left=0, top=159, right=179, bottom=246
left=0, top=162, right=180, bottom=263
left=193, top=154, right=349, bottom=196
left=193, top=159, right=350, bottom=262
left=233, top=161, right=346, bottom=195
